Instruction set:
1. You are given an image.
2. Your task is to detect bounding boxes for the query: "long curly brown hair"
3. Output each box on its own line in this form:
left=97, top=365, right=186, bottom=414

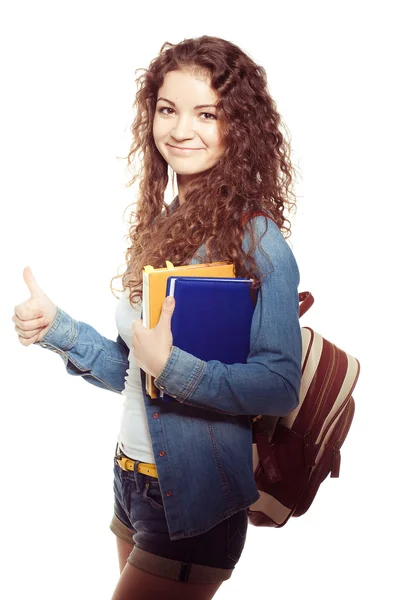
left=111, top=35, right=297, bottom=306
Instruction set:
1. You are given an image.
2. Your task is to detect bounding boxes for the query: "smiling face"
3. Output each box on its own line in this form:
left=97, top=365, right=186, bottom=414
left=152, top=69, right=225, bottom=195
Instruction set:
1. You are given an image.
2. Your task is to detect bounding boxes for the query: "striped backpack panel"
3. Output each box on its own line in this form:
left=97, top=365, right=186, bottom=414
left=248, top=292, right=360, bottom=527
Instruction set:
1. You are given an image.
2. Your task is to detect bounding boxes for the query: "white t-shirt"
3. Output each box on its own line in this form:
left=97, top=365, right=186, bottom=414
left=114, top=288, right=155, bottom=463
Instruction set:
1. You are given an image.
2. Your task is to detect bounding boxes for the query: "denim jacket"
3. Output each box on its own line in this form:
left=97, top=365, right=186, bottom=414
left=37, top=213, right=302, bottom=541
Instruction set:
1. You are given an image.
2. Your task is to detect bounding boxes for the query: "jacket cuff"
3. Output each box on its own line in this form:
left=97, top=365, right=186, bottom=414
left=36, top=307, right=78, bottom=351
left=154, top=346, right=206, bottom=401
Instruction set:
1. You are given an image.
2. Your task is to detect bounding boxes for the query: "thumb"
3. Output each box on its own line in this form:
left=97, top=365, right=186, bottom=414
left=157, top=296, right=175, bottom=328
left=23, top=266, right=44, bottom=299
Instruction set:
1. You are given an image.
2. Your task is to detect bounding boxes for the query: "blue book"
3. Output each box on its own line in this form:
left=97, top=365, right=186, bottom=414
left=161, top=277, right=258, bottom=402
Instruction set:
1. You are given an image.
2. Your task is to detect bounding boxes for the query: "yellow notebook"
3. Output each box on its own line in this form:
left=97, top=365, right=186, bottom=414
left=142, top=260, right=235, bottom=398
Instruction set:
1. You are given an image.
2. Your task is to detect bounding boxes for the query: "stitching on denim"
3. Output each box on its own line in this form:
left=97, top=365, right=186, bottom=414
left=182, top=359, right=207, bottom=400
left=207, top=421, right=233, bottom=503
left=154, top=345, right=179, bottom=386
left=40, top=306, right=62, bottom=342
left=157, top=416, right=185, bottom=534
left=168, top=494, right=258, bottom=539
left=40, top=307, right=78, bottom=350
left=68, top=341, right=128, bottom=366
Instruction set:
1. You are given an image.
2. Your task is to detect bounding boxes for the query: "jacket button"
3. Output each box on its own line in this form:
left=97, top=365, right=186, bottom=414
left=153, top=413, right=159, bottom=419
left=159, top=450, right=165, bottom=457
left=166, top=490, right=172, bottom=497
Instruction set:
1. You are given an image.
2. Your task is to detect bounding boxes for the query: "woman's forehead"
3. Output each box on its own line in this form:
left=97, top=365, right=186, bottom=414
left=158, top=69, right=218, bottom=106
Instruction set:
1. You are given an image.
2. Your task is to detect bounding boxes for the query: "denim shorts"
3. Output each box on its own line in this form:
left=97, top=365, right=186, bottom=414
left=109, top=447, right=248, bottom=584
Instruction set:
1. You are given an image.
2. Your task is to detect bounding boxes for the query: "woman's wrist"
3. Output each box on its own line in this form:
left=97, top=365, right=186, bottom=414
left=152, top=345, right=174, bottom=379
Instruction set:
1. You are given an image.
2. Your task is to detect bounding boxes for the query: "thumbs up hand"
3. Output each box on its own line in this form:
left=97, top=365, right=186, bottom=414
left=132, top=296, right=175, bottom=378
left=12, top=266, right=57, bottom=346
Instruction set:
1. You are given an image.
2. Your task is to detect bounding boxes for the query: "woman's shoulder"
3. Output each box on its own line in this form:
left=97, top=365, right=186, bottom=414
left=243, top=213, right=288, bottom=253
left=243, top=214, right=299, bottom=280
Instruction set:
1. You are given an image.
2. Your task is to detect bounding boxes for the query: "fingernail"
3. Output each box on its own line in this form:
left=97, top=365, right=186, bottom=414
left=165, top=296, right=174, bottom=306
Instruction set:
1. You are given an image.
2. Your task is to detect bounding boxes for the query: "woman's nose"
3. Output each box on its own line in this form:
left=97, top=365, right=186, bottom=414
left=171, top=115, right=195, bottom=140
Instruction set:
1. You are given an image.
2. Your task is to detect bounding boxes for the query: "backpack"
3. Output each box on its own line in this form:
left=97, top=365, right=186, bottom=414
left=248, top=291, right=360, bottom=527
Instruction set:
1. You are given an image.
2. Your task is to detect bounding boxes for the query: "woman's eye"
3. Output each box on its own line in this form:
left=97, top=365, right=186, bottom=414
left=200, top=112, right=217, bottom=120
left=159, top=107, right=175, bottom=115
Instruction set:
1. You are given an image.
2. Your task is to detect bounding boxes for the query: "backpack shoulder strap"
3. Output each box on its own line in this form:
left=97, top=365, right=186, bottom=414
left=299, top=291, right=314, bottom=318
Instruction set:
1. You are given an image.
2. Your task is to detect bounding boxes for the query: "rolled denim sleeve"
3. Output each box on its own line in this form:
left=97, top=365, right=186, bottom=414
left=154, top=216, right=302, bottom=416
left=36, top=306, right=129, bottom=393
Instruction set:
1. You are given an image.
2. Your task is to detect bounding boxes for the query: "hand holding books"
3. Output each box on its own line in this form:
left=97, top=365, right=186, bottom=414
left=131, top=295, right=176, bottom=379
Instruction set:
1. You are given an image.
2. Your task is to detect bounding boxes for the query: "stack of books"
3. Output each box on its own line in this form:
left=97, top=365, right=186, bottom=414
left=142, top=261, right=256, bottom=400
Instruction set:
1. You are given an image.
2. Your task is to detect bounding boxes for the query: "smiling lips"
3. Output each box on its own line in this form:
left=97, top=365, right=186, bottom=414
left=167, top=144, right=204, bottom=154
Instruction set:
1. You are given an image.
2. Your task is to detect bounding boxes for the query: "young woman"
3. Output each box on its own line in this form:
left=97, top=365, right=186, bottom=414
left=13, top=36, right=302, bottom=600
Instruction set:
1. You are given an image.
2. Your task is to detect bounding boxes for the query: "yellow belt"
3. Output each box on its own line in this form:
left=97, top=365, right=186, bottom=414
left=115, top=446, right=158, bottom=478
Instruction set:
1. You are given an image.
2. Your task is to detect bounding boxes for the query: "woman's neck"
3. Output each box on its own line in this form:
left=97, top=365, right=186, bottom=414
left=177, top=173, right=194, bottom=205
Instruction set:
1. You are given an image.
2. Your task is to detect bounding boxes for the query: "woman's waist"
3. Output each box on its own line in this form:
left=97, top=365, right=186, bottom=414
left=115, top=442, right=158, bottom=477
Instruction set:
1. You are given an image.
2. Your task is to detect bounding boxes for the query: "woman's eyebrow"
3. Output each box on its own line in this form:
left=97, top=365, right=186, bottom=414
left=157, top=97, right=217, bottom=110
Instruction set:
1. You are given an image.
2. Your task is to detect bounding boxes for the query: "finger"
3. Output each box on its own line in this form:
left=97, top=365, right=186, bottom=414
left=23, top=266, right=44, bottom=299
left=18, top=333, right=39, bottom=346
left=15, top=324, right=42, bottom=339
left=157, top=296, right=175, bottom=328
left=14, top=304, right=44, bottom=320
left=12, top=314, right=49, bottom=330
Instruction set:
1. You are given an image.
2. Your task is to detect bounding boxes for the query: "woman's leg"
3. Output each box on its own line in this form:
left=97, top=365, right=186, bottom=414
left=116, top=537, right=134, bottom=574
left=111, top=562, right=223, bottom=600
left=111, top=457, right=244, bottom=598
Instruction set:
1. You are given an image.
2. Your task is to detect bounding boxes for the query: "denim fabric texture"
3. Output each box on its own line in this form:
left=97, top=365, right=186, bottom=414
left=113, top=451, right=248, bottom=570
left=37, top=210, right=302, bottom=541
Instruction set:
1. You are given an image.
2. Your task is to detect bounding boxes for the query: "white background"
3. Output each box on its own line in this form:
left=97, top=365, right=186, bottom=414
left=1, top=1, right=399, bottom=598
